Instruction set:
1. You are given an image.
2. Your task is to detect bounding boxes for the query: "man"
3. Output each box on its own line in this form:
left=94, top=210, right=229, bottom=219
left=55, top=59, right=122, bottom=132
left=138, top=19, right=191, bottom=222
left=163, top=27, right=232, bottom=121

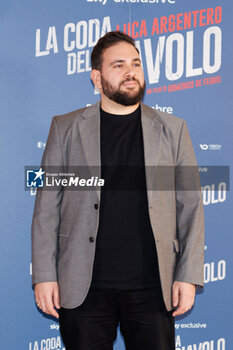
left=32, top=31, right=204, bottom=349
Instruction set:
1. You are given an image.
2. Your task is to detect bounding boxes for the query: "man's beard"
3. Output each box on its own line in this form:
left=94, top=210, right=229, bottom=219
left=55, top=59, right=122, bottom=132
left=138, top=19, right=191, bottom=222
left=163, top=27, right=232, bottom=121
left=101, top=76, right=146, bottom=106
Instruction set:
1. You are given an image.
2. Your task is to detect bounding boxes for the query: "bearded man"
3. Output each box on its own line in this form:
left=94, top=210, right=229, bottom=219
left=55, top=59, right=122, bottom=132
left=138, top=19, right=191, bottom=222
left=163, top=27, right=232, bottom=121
left=32, top=31, right=204, bottom=350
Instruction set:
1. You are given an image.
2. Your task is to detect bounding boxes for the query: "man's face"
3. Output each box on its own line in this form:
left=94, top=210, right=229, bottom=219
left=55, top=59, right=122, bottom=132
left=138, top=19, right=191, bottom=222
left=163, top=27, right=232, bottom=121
left=99, top=42, right=146, bottom=106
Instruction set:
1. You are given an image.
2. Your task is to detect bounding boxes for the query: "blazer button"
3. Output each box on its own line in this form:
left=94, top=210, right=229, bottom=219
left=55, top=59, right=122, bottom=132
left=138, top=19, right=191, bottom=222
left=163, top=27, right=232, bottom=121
left=94, top=203, right=99, bottom=210
left=89, top=236, right=95, bottom=243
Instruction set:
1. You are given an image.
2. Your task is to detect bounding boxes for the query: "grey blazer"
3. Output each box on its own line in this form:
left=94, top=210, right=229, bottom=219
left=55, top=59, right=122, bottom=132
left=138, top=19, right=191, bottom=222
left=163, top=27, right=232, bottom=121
left=31, top=102, right=204, bottom=311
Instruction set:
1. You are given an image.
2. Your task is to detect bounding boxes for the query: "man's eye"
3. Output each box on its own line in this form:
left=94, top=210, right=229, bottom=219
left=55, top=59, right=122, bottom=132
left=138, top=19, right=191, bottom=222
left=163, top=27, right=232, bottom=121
left=114, top=64, right=123, bottom=68
left=133, top=63, right=141, bottom=67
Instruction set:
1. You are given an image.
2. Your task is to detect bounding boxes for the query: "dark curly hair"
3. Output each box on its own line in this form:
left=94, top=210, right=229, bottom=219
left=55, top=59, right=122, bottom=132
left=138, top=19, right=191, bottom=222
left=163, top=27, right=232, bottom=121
left=91, top=31, right=139, bottom=71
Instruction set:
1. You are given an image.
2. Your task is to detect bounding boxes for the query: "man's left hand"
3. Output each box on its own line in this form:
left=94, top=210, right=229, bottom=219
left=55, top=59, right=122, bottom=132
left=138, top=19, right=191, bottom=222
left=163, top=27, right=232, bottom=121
left=172, top=281, right=196, bottom=317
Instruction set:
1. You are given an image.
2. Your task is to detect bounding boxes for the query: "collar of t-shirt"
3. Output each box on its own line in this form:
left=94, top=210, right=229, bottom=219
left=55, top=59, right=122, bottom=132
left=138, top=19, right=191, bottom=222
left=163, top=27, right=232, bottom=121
left=100, top=105, right=140, bottom=120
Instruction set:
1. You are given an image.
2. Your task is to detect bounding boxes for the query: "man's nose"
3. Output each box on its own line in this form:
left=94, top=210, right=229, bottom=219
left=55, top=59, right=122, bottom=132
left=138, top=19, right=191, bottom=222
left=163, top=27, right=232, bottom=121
left=124, top=65, right=135, bottom=78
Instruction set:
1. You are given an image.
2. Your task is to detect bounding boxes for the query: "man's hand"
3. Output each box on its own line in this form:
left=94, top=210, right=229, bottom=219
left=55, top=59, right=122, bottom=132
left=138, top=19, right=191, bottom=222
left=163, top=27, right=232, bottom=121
left=172, top=281, right=196, bottom=317
left=34, top=281, right=60, bottom=318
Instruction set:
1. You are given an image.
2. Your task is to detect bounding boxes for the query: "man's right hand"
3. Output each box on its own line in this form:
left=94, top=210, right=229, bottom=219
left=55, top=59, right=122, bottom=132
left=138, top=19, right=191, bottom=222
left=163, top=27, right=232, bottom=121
left=34, top=281, right=60, bottom=318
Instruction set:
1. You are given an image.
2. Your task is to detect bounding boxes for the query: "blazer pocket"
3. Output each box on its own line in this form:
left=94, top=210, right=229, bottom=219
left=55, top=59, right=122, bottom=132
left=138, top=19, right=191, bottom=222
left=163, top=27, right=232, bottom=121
left=173, top=239, right=180, bottom=254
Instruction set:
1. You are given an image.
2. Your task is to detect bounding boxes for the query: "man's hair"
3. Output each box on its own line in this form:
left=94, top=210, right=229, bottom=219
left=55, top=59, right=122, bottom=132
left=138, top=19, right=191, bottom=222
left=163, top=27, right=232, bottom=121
left=91, top=31, right=139, bottom=71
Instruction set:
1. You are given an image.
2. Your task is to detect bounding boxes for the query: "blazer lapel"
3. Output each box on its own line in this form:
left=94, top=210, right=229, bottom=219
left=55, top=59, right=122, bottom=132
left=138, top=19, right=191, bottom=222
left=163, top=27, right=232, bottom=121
left=141, top=103, right=162, bottom=204
left=79, top=102, right=101, bottom=201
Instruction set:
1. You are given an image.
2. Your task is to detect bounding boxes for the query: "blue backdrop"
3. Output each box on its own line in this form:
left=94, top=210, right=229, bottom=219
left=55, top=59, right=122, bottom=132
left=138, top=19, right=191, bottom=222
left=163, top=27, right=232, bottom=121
left=1, top=1, right=232, bottom=349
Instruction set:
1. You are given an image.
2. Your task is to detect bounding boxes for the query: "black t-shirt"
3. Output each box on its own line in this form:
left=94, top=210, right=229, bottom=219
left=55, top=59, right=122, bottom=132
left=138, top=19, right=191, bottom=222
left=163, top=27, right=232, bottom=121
left=91, top=106, right=160, bottom=289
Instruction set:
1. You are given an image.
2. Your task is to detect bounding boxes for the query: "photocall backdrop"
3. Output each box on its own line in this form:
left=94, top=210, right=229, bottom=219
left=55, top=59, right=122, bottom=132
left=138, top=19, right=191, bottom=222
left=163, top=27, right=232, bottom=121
left=1, top=0, right=232, bottom=349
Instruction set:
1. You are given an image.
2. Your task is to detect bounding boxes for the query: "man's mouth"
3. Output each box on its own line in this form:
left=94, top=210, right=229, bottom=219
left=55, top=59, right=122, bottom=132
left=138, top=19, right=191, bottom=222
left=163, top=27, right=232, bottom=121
left=121, top=79, right=138, bottom=88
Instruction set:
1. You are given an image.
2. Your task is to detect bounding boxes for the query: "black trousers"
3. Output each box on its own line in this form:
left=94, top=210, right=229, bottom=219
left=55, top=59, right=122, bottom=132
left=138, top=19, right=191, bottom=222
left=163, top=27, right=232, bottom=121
left=59, top=286, right=175, bottom=350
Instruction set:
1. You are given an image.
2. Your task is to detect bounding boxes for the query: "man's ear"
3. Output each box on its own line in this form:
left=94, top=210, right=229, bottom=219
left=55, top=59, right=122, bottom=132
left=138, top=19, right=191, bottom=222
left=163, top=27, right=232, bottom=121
left=91, top=69, right=102, bottom=90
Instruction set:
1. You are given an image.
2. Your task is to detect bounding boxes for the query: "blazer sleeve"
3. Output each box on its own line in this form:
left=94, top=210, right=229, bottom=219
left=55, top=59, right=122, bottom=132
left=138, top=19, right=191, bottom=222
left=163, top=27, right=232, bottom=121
left=31, top=116, right=64, bottom=285
left=174, top=120, right=205, bottom=287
